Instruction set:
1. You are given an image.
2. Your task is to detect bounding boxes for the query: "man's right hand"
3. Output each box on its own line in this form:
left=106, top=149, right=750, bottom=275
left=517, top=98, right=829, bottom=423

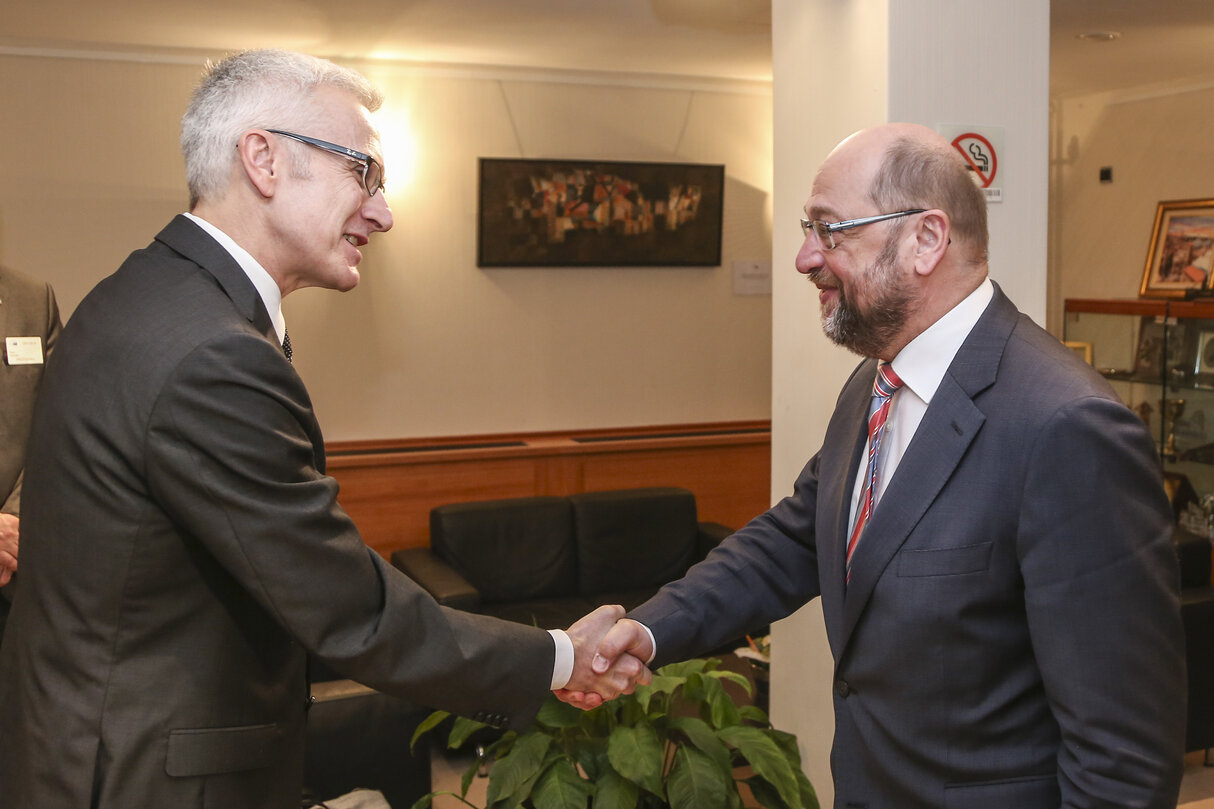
left=556, top=616, right=655, bottom=710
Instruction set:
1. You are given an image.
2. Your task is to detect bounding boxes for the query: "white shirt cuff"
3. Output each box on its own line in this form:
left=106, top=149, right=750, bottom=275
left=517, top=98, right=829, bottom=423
left=639, top=622, right=657, bottom=664
left=548, top=629, right=574, bottom=689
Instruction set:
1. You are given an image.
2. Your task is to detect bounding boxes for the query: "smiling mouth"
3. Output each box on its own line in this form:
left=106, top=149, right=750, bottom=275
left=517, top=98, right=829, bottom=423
left=344, top=234, right=366, bottom=247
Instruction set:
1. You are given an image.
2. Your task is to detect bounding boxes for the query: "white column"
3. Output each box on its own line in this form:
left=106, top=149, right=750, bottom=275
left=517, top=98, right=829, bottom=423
left=769, top=2, right=1049, bottom=804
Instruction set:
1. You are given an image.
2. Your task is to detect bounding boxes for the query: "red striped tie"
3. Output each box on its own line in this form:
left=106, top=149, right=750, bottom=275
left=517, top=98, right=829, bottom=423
left=846, top=362, right=904, bottom=581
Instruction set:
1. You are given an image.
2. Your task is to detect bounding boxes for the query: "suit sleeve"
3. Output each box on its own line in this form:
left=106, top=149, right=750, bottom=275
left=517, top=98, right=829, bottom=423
left=630, top=452, right=824, bottom=666
left=1018, top=395, right=1185, bottom=806
left=143, top=330, right=554, bottom=729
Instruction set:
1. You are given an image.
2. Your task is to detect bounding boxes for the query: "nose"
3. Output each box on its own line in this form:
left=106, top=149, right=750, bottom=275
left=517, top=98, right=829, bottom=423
left=795, top=230, right=826, bottom=276
left=364, top=189, right=394, bottom=233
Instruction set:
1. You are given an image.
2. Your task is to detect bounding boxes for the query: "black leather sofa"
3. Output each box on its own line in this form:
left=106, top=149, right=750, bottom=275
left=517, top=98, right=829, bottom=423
left=1175, top=527, right=1214, bottom=761
left=391, top=487, right=732, bottom=631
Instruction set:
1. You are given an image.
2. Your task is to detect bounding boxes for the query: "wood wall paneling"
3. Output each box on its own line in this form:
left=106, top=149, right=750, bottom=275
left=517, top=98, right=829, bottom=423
left=326, top=422, right=772, bottom=558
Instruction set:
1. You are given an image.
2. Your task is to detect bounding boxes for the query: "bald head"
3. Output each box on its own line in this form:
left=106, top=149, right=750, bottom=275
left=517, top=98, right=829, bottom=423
left=823, top=123, right=989, bottom=268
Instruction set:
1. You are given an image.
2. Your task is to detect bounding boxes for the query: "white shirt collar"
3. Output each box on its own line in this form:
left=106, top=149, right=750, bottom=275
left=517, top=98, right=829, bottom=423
left=183, top=212, right=286, bottom=343
left=889, top=277, right=993, bottom=406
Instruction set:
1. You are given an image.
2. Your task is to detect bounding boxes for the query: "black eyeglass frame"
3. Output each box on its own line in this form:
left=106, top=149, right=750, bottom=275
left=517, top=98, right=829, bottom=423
left=265, top=129, right=385, bottom=197
left=799, top=208, right=926, bottom=250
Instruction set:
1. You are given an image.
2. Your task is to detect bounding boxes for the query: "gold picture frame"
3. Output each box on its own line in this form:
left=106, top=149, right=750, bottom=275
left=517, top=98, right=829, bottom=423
left=1139, top=198, right=1214, bottom=298
left=1063, top=340, right=1093, bottom=365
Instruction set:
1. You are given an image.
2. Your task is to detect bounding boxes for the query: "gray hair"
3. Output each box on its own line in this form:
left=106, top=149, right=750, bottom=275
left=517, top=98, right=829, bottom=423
left=181, top=49, right=382, bottom=208
left=867, top=136, right=989, bottom=266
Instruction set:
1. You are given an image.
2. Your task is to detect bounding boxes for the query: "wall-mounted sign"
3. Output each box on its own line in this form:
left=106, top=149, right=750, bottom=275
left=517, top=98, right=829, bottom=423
left=937, top=124, right=1004, bottom=204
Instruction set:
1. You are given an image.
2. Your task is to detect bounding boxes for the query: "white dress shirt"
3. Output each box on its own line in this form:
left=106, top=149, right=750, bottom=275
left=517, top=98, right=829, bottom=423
left=847, top=277, right=994, bottom=531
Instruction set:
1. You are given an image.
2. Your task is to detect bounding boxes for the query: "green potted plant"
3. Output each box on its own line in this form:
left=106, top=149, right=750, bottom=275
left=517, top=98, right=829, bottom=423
left=409, top=657, right=818, bottom=809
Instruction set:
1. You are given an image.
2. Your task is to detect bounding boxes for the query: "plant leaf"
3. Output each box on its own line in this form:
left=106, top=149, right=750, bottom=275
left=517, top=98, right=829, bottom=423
left=532, top=757, right=594, bottom=809
left=667, top=746, right=732, bottom=809
left=701, top=675, right=742, bottom=729
left=667, top=716, right=732, bottom=775
left=744, top=774, right=788, bottom=809
left=537, top=696, right=584, bottom=729
left=795, top=766, right=820, bottom=809
left=739, top=704, right=771, bottom=725
left=449, top=715, right=491, bottom=749
left=707, top=668, right=753, bottom=696
left=410, top=710, right=451, bottom=751
left=460, top=760, right=478, bottom=798
left=606, top=724, right=665, bottom=799
left=592, top=767, right=640, bottom=809
left=770, top=729, right=802, bottom=766
left=718, top=726, right=800, bottom=809
left=571, top=738, right=609, bottom=781
left=658, top=658, right=712, bottom=678
left=485, top=731, right=552, bottom=808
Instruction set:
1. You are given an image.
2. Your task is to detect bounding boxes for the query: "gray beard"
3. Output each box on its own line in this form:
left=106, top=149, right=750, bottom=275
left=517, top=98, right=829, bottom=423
left=816, top=238, right=914, bottom=358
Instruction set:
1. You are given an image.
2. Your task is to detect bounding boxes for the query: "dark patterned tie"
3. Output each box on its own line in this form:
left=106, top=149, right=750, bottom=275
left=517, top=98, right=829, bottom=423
left=846, top=362, right=904, bottom=581
left=282, top=330, right=293, bottom=363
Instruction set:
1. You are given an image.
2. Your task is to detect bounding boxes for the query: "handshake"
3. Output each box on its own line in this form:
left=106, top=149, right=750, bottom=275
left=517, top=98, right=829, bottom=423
left=556, top=604, right=657, bottom=710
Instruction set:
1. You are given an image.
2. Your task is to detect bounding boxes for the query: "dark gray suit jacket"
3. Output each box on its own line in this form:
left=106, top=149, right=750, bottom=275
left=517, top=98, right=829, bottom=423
left=0, top=265, right=61, bottom=641
left=631, top=285, right=1185, bottom=808
left=0, top=216, right=554, bottom=809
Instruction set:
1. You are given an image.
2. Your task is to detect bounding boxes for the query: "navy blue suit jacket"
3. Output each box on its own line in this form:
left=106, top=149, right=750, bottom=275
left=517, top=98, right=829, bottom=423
left=632, top=284, right=1185, bottom=808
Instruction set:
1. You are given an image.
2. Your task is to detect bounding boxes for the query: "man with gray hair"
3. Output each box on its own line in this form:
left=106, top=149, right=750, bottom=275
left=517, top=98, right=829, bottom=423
left=0, top=49, right=648, bottom=809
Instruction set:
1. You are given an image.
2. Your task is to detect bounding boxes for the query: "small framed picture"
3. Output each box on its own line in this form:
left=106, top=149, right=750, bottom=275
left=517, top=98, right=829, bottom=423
left=1195, top=330, right=1214, bottom=381
left=1139, top=198, right=1214, bottom=298
left=1134, top=317, right=1190, bottom=379
left=1063, top=341, right=1093, bottom=365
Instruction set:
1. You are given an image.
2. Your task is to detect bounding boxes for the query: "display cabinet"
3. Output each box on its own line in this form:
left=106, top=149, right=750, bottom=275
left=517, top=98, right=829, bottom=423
left=1065, top=297, right=1214, bottom=536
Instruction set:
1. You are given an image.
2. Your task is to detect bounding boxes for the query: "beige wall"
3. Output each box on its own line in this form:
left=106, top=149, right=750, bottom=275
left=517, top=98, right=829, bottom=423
left=1051, top=81, right=1214, bottom=332
left=0, top=52, right=773, bottom=440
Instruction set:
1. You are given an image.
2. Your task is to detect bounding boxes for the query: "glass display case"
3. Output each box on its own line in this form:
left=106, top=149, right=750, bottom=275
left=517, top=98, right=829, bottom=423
left=1065, top=297, right=1214, bottom=536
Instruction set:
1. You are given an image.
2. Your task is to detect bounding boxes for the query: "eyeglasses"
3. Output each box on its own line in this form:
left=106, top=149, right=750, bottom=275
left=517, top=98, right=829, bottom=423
left=799, top=209, right=925, bottom=250
left=265, top=129, right=385, bottom=197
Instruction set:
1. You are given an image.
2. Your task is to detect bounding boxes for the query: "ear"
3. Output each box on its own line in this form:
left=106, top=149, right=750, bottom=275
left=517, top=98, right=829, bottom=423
left=236, top=130, right=278, bottom=199
left=910, top=209, right=950, bottom=277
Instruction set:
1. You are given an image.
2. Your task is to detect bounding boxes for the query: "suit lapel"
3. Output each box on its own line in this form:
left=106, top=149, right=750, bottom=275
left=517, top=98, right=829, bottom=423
left=834, top=285, right=1019, bottom=651
left=153, top=215, right=277, bottom=342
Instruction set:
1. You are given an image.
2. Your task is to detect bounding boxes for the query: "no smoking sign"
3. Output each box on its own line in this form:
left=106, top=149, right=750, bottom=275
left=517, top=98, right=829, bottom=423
left=938, top=124, right=1004, bottom=203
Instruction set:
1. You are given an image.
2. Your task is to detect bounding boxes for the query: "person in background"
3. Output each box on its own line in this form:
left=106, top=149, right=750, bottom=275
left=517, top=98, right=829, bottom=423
left=0, top=50, right=647, bottom=809
left=569, top=122, right=1185, bottom=809
left=0, top=265, right=61, bottom=647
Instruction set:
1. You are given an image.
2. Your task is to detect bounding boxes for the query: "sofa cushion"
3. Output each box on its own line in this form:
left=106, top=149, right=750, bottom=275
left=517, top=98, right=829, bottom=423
left=569, top=488, right=698, bottom=596
left=430, top=496, right=577, bottom=603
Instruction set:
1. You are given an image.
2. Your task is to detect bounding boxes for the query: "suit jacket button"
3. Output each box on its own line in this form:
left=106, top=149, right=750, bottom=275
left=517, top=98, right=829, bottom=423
left=834, top=679, right=851, bottom=698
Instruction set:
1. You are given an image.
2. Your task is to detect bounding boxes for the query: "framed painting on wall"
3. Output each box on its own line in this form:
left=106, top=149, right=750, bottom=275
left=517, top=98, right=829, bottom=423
left=1139, top=198, right=1214, bottom=298
left=477, top=158, right=725, bottom=268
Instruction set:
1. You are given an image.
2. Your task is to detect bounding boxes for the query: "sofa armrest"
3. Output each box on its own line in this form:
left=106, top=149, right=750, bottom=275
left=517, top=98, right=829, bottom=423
left=391, top=548, right=482, bottom=612
left=696, top=521, right=734, bottom=561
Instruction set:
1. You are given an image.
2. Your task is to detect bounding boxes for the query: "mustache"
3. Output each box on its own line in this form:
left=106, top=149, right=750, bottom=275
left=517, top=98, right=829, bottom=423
left=807, top=269, right=837, bottom=289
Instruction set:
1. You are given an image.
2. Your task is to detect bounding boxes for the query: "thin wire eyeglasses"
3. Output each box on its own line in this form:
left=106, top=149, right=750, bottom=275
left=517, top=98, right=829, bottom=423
left=799, top=209, right=926, bottom=250
left=265, top=129, right=385, bottom=197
